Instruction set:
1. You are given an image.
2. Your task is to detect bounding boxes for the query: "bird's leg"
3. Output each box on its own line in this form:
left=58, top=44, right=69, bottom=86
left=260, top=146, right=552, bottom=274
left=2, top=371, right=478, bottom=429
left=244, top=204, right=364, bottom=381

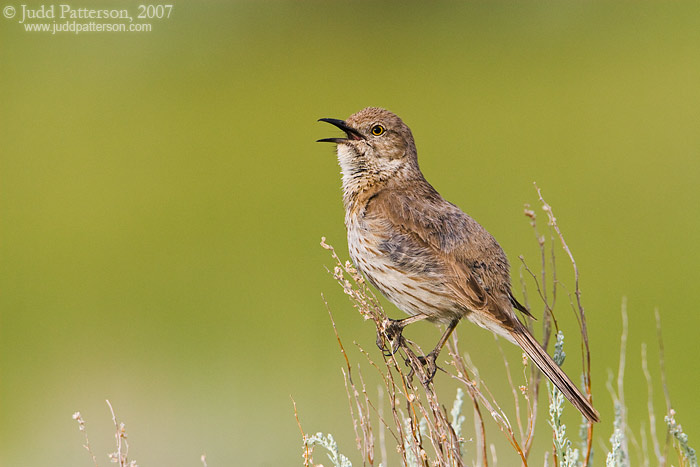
left=416, top=318, right=460, bottom=383
left=376, top=314, right=429, bottom=357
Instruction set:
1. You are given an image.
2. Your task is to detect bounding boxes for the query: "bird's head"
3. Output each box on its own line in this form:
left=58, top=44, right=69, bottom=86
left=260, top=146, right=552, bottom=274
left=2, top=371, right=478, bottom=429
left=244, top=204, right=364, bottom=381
left=318, top=107, right=419, bottom=190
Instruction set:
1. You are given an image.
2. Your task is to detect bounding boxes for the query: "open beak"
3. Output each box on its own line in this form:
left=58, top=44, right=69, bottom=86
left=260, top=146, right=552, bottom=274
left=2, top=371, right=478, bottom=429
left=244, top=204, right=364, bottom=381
left=317, top=118, right=365, bottom=143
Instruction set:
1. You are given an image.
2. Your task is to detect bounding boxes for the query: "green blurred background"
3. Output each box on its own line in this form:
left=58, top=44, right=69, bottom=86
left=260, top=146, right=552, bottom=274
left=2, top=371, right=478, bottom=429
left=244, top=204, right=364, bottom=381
left=2, top=1, right=699, bottom=465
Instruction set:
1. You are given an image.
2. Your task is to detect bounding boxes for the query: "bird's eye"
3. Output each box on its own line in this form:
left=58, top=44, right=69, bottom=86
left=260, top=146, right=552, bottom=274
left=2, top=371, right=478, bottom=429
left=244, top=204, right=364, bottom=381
left=371, top=125, right=385, bottom=136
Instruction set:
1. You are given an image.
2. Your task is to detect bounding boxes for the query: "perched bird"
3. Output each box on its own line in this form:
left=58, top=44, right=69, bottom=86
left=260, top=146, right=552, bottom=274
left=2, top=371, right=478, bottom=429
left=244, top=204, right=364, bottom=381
left=318, top=107, right=599, bottom=423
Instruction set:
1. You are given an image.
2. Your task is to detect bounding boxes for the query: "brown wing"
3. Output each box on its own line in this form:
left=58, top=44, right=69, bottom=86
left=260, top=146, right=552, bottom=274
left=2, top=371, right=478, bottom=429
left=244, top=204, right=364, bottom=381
left=365, top=184, right=515, bottom=324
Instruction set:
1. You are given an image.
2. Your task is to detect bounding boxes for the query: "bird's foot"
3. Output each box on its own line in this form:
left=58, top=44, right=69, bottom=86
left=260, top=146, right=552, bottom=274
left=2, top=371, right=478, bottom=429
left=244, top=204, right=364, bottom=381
left=407, top=351, right=439, bottom=385
left=376, top=318, right=404, bottom=357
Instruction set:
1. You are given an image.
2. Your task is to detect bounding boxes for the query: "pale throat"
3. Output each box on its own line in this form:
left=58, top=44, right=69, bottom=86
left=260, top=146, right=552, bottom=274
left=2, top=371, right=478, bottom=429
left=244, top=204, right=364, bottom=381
left=337, top=144, right=376, bottom=210
left=336, top=145, right=410, bottom=216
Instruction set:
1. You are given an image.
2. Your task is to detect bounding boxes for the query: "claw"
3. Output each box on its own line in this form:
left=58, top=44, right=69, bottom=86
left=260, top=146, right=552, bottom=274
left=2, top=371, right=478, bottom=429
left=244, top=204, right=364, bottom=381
left=417, top=352, right=438, bottom=384
left=406, top=352, right=439, bottom=385
left=376, top=318, right=404, bottom=356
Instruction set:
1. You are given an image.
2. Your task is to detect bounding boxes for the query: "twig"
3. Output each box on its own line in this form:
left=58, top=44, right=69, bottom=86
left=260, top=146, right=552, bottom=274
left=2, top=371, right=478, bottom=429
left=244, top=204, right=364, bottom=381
left=655, top=310, right=673, bottom=465
left=640, top=423, right=650, bottom=467
left=106, top=400, right=134, bottom=467
left=618, top=298, right=629, bottom=461
left=641, top=343, right=663, bottom=466
left=655, top=309, right=672, bottom=414
left=377, top=386, right=388, bottom=467
left=72, top=411, right=99, bottom=467
left=292, top=396, right=312, bottom=467
left=534, top=184, right=595, bottom=465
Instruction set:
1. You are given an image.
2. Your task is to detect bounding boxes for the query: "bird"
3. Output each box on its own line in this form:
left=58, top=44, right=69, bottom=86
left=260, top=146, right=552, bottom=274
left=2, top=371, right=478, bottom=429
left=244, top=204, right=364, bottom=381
left=317, top=107, right=600, bottom=423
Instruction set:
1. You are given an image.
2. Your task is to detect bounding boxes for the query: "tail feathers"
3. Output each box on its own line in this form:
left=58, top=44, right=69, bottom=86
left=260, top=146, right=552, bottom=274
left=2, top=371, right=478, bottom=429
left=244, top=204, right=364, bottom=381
left=510, top=325, right=600, bottom=423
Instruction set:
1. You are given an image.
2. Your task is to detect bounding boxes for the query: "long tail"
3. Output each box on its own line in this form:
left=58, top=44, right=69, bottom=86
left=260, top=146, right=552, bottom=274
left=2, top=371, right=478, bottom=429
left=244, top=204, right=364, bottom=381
left=509, top=323, right=600, bottom=423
